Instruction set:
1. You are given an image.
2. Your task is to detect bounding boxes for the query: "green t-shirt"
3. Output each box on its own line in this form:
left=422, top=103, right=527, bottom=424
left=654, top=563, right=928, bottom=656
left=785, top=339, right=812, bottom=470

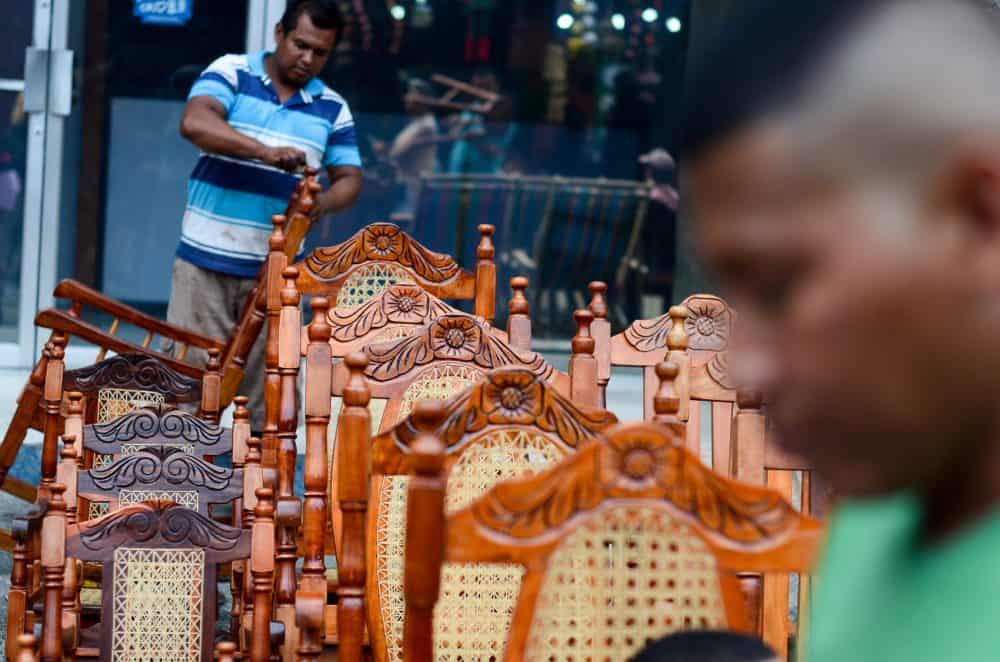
left=808, top=493, right=1000, bottom=661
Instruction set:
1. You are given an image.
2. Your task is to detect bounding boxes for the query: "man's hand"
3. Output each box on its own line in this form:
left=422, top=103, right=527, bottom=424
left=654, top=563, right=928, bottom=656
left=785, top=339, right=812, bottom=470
left=260, top=146, right=307, bottom=173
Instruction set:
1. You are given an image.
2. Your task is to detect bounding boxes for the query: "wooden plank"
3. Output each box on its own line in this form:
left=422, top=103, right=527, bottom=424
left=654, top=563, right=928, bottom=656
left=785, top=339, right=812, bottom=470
left=711, top=401, right=733, bottom=474
left=762, top=469, right=795, bottom=659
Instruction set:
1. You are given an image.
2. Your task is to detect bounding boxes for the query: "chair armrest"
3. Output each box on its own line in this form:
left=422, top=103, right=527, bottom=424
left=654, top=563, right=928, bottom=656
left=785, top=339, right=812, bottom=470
left=51, top=279, right=225, bottom=351
left=34, top=310, right=208, bottom=380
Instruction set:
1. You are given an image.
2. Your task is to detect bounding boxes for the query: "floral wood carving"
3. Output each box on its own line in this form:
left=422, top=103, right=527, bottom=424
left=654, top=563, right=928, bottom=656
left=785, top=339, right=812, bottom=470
left=364, top=315, right=554, bottom=383
left=706, top=352, right=735, bottom=390
left=328, top=285, right=463, bottom=343
left=681, top=295, right=732, bottom=352
left=470, top=424, right=796, bottom=544
left=71, top=502, right=247, bottom=555
left=78, top=448, right=240, bottom=494
left=83, top=409, right=229, bottom=453
left=622, top=295, right=734, bottom=354
left=304, top=223, right=463, bottom=283
left=64, top=353, right=201, bottom=401
left=374, top=369, right=617, bottom=472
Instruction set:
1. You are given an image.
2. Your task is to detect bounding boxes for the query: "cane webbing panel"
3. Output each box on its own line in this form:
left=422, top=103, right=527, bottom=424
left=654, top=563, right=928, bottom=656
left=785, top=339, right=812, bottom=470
left=524, top=505, right=728, bottom=661
left=396, top=364, right=482, bottom=425
left=376, top=430, right=563, bottom=662
left=97, top=388, right=165, bottom=424
left=119, top=490, right=199, bottom=511
left=112, top=547, right=205, bottom=662
left=335, top=264, right=414, bottom=310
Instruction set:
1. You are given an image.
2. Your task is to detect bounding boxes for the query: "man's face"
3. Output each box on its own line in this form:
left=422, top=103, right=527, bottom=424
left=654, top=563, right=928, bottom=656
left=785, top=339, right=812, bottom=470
left=274, top=13, right=337, bottom=86
left=693, top=127, right=1000, bottom=497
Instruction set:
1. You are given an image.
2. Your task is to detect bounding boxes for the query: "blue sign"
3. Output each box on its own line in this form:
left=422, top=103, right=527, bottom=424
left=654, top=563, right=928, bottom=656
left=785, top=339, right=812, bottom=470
left=134, top=0, right=193, bottom=26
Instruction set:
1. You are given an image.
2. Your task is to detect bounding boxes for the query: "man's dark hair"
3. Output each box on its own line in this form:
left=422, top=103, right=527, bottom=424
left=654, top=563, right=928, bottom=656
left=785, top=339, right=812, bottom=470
left=280, top=0, right=346, bottom=34
left=630, top=631, right=777, bottom=662
left=678, top=0, right=877, bottom=160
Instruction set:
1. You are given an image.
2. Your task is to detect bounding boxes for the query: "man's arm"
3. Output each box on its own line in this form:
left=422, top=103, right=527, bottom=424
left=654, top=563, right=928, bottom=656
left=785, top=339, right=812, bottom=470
left=315, top=166, right=363, bottom=218
left=179, top=96, right=305, bottom=172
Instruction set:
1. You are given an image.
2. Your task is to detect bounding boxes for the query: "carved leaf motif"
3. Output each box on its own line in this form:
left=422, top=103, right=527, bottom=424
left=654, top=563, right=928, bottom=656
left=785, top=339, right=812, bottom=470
left=364, top=317, right=556, bottom=383
left=707, top=352, right=736, bottom=390
left=64, top=353, right=201, bottom=399
left=82, top=449, right=236, bottom=491
left=374, top=369, right=617, bottom=473
left=78, top=502, right=244, bottom=552
left=623, top=313, right=671, bottom=353
left=470, top=427, right=797, bottom=544
left=304, top=223, right=463, bottom=283
left=87, top=409, right=226, bottom=447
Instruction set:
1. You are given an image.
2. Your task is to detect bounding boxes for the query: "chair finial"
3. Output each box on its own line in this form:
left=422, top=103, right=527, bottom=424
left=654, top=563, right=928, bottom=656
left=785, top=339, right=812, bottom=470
left=509, top=277, right=529, bottom=316
left=343, top=352, right=371, bottom=408
left=653, top=360, right=681, bottom=424
left=571, top=309, right=596, bottom=357
left=588, top=281, right=609, bottom=320
left=667, top=305, right=690, bottom=352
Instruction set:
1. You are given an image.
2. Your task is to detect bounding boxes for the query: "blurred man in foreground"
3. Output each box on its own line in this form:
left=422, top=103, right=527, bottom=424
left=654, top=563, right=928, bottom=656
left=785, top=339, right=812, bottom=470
left=683, top=1, right=1000, bottom=660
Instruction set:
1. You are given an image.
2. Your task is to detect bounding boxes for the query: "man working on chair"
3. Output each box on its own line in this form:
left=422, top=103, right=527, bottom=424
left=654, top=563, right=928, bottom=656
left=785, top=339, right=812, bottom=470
left=685, top=1, right=1000, bottom=660
left=168, top=0, right=361, bottom=431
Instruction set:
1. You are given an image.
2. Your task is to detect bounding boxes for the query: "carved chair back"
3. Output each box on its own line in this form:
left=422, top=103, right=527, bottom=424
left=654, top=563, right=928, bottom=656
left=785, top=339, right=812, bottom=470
left=294, top=222, right=497, bottom=323
left=363, top=371, right=618, bottom=662
left=63, top=501, right=252, bottom=662
left=402, top=420, right=823, bottom=662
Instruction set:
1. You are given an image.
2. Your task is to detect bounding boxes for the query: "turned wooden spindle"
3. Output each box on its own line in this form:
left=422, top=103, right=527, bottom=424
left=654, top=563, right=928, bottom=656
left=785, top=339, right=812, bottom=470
left=402, top=428, right=447, bottom=662
left=666, top=305, right=691, bottom=422
left=230, top=395, right=251, bottom=639
left=274, top=267, right=303, bottom=660
left=296, top=297, right=333, bottom=662
left=261, top=213, right=288, bottom=467
left=474, top=224, right=496, bottom=324
left=241, top=437, right=264, bottom=645
left=215, top=641, right=238, bottom=662
left=588, top=281, right=611, bottom=409
left=569, top=309, right=599, bottom=408
left=507, top=276, right=532, bottom=353
left=40, top=334, right=67, bottom=498
left=250, top=487, right=276, bottom=662
left=40, top=484, right=67, bottom=662
left=7, top=522, right=31, bottom=662
left=201, top=348, right=223, bottom=424
left=16, top=633, right=39, bottom=662
left=652, top=361, right=686, bottom=438
left=336, top=351, right=373, bottom=662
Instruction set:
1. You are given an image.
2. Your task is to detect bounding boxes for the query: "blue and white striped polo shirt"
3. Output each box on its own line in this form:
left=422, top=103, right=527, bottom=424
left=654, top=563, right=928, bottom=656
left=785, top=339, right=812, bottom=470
left=178, top=51, right=362, bottom=277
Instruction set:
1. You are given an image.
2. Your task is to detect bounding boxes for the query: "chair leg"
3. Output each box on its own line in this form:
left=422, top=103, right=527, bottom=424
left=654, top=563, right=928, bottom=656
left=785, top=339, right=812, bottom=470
left=0, top=384, right=44, bottom=490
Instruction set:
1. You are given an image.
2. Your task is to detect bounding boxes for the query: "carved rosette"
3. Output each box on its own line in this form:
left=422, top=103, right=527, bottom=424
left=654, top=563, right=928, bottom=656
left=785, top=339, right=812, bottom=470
left=64, top=353, right=201, bottom=400
left=681, top=295, right=732, bottom=352
left=327, top=285, right=461, bottom=342
left=304, top=223, right=463, bottom=283
left=373, top=369, right=617, bottom=475
left=75, top=502, right=246, bottom=552
left=470, top=425, right=797, bottom=544
left=364, top=315, right=554, bottom=383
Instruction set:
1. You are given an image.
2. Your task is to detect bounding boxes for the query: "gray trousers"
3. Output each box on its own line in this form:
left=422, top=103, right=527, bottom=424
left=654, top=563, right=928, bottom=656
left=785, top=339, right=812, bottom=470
left=164, top=258, right=267, bottom=431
